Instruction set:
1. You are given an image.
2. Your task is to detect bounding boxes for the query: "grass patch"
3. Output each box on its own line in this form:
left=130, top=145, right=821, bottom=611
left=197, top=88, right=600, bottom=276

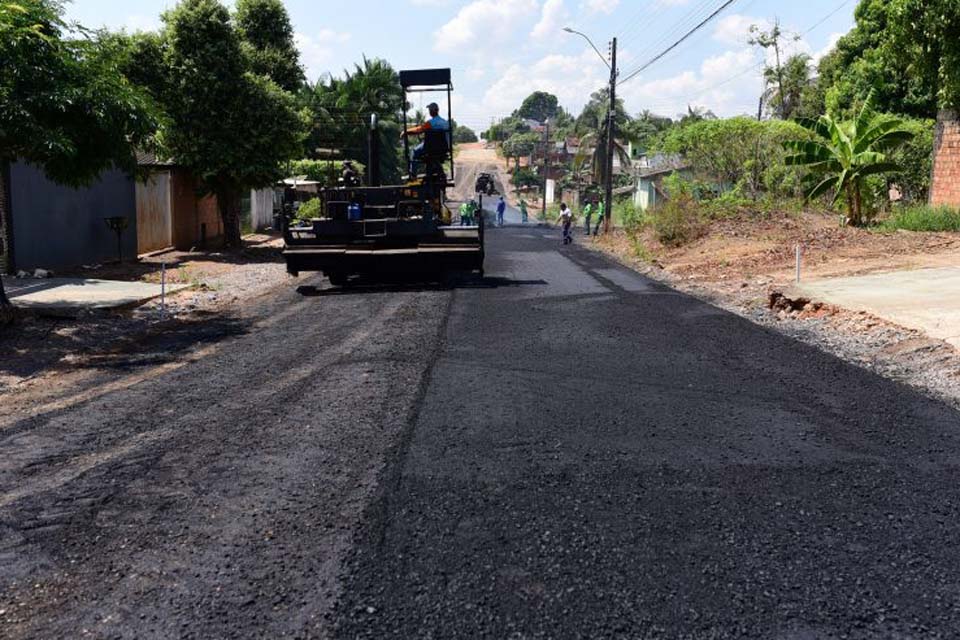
left=878, top=205, right=960, bottom=232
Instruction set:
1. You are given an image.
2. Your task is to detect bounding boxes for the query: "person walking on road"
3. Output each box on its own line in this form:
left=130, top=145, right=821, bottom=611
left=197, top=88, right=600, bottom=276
left=519, top=199, right=528, bottom=223
left=582, top=200, right=593, bottom=235
left=593, top=200, right=605, bottom=236
left=496, top=196, right=506, bottom=227
left=557, top=202, right=573, bottom=245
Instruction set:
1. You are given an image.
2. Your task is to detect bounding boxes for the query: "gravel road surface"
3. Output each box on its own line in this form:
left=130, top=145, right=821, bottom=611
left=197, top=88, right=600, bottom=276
left=3, top=226, right=960, bottom=638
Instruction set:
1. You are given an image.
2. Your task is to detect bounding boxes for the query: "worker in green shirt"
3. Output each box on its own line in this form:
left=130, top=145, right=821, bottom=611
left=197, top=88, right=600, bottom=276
left=592, top=199, right=605, bottom=236
left=469, top=198, right=479, bottom=225
left=582, top=201, right=594, bottom=235
left=519, top=199, right=528, bottom=223
left=459, top=201, right=471, bottom=226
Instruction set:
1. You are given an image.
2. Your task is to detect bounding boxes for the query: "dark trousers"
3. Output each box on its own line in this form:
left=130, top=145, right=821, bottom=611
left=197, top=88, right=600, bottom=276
left=584, top=215, right=592, bottom=234
left=593, top=217, right=603, bottom=235
left=562, top=221, right=572, bottom=244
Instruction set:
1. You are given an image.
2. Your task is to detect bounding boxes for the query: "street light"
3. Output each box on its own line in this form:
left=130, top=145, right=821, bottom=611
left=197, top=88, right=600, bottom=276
left=563, top=27, right=611, bottom=70
left=563, top=26, right=617, bottom=234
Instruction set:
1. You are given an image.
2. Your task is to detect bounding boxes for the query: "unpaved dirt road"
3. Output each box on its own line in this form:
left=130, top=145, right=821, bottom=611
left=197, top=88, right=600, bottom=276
left=4, top=228, right=960, bottom=638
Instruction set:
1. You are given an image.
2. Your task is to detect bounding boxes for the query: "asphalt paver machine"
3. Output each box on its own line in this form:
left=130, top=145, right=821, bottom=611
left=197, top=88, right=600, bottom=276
left=283, top=68, right=484, bottom=286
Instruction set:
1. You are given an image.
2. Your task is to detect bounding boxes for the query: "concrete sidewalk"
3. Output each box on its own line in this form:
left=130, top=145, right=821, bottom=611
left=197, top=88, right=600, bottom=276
left=3, top=276, right=189, bottom=314
left=797, top=266, right=960, bottom=347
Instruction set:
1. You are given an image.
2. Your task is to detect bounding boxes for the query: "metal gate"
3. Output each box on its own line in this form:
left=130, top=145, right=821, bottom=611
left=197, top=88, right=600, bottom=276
left=136, top=171, right=173, bottom=254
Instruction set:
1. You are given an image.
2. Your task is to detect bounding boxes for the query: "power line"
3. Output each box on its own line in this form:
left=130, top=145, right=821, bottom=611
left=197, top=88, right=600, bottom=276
left=618, top=0, right=739, bottom=87
left=804, top=0, right=854, bottom=35
left=619, top=0, right=722, bottom=74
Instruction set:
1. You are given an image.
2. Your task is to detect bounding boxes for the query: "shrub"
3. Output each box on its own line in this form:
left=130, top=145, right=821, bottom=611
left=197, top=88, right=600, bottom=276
left=878, top=205, right=960, bottom=232
left=887, top=118, right=935, bottom=202
left=658, top=117, right=810, bottom=199
left=288, top=159, right=365, bottom=185
left=651, top=192, right=699, bottom=246
left=614, top=199, right=646, bottom=231
left=295, top=197, right=322, bottom=221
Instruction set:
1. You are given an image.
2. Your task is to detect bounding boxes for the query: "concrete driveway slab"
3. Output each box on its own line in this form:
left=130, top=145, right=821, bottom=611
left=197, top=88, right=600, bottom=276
left=797, top=266, right=960, bottom=347
left=3, top=276, right=189, bottom=313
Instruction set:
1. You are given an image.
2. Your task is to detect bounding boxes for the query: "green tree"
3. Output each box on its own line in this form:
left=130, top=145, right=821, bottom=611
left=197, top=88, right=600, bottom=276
left=502, top=132, right=540, bottom=172
left=750, top=20, right=802, bottom=119
left=623, top=110, right=674, bottom=151
left=808, top=0, right=935, bottom=120
left=485, top=115, right=530, bottom=142
left=0, top=0, right=157, bottom=315
left=515, top=91, right=560, bottom=123
left=297, top=59, right=404, bottom=182
left=891, top=0, right=960, bottom=113
left=784, top=90, right=913, bottom=225
left=453, top=124, right=478, bottom=144
left=763, top=54, right=812, bottom=120
left=660, top=117, right=808, bottom=197
left=159, top=0, right=307, bottom=247
left=235, top=0, right=304, bottom=92
left=574, top=88, right=632, bottom=190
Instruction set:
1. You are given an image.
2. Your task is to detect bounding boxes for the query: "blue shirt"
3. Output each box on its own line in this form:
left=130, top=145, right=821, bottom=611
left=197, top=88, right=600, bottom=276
left=497, top=201, right=506, bottom=213
left=428, top=115, right=449, bottom=131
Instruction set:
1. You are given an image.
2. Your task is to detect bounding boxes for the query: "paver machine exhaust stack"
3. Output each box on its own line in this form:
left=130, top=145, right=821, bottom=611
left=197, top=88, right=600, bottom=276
left=282, top=68, right=484, bottom=285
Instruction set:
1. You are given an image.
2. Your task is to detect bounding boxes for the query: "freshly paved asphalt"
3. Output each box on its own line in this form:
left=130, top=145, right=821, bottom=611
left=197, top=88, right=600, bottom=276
left=3, top=225, right=960, bottom=638
left=333, top=227, right=960, bottom=638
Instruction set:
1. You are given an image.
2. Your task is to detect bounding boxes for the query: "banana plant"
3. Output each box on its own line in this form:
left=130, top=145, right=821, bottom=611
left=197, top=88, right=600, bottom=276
left=784, top=89, right=913, bottom=226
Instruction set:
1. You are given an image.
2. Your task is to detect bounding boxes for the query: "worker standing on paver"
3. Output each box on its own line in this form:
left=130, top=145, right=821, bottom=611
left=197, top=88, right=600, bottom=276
left=496, top=196, right=506, bottom=227
left=582, top=200, right=594, bottom=235
left=557, top=202, right=573, bottom=245
left=519, top=199, right=528, bottom=223
left=593, top=200, right=605, bottom=236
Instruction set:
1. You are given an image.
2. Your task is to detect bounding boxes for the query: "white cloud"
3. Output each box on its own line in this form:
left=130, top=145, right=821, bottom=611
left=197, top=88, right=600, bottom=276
left=122, top=14, right=162, bottom=32
left=479, top=48, right=609, bottom=119
left=583, top=0, right=619, bottom=14
left=295, top=30, right=352, bottom=82
left=713, top=14, right=767, bottom=46
left=619, top=47, right=763, bottom=119
left=813, top=32, right=843, bottom=64
left=434, top=0, right=539, bottom=53
left=531, top=0, right=567, bottom=39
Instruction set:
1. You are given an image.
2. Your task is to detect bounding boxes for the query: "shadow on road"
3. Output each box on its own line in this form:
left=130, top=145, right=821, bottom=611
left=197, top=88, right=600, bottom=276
left=296, top=276, right=547, bottom=297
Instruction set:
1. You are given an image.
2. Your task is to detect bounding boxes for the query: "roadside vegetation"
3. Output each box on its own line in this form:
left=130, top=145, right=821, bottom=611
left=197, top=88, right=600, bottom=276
left=879, top=205, right=960, bottom=233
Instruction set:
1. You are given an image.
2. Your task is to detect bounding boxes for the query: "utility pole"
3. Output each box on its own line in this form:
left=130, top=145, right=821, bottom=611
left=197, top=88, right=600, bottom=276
left=542, top=119, right=550, bottom=220
left=603, top=37, right=617, bottom=234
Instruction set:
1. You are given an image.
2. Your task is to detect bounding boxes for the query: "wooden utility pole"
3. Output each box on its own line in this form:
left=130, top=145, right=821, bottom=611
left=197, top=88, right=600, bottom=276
left=603, top=37, right=617, bottom=233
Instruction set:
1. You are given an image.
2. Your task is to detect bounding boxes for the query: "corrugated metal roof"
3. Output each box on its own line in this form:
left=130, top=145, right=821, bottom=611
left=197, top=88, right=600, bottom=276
left=135, top=150, right=176, bottom=167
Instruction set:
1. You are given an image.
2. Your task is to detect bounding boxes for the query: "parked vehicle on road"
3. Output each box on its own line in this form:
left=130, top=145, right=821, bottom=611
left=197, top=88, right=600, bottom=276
left=475, top=172, right=497, bottom=195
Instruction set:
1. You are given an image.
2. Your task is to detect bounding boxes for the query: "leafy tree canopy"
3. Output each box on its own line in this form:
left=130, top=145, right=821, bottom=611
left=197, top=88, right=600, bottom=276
left=297, top=58, right=404, bottom=183
left=808, top=0, right=936, bottom=119
left=235, top=0, right=304, bottom=92
left=158, top=0, right=308, bottom=245
left=452, top=123, right=478, bottom=144
left=891, top=0, right=960, bottom=113
left=515, top=91, right=560, bottom=123
left=0, top=0, right=157, bottom=184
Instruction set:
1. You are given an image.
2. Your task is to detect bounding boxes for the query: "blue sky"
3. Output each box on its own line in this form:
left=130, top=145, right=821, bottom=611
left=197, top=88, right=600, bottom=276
left=66, top=0, right=857, bottom=131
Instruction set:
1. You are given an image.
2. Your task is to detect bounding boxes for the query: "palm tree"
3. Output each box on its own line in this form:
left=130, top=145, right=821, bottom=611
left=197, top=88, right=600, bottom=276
left=763, top=53, right=812, bottom=120
left=784, top=90, right=913, bottom=226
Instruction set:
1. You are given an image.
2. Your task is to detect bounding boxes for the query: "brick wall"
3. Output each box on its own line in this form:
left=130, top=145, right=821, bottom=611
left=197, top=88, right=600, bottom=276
left=931, top=110, right=960, bottom=207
